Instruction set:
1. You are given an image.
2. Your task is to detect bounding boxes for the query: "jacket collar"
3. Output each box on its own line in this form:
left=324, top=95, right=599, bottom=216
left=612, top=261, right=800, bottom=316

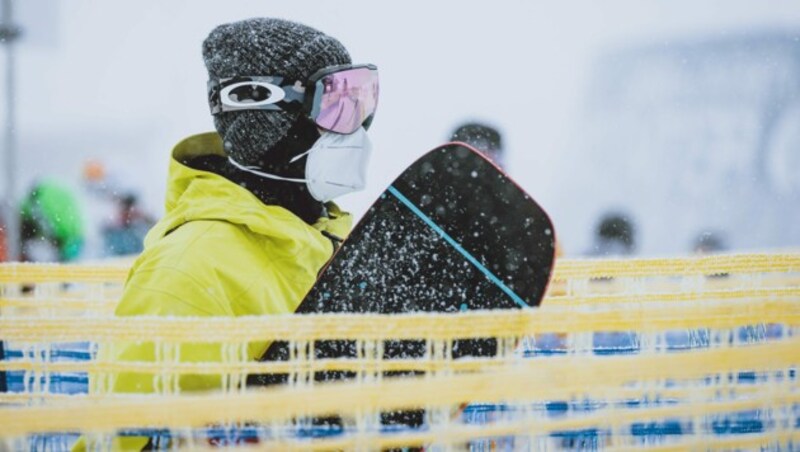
left=145, top=132, right=352, bottom=247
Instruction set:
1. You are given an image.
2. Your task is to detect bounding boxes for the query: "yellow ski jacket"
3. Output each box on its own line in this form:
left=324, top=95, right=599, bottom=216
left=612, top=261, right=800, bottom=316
left=73, top=132, right=352, bottom=451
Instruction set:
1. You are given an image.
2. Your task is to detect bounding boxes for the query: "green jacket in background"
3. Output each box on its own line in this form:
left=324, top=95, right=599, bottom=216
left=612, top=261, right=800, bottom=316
left=19, top=179, right=85, bottom=261
left=73, top=132, right=352, bottom=451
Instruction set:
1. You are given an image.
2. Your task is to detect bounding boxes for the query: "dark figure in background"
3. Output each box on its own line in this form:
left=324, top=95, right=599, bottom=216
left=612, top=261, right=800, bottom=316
left=587, top=211, right=639, bottom=370
left=102, top=193, right=155, bottom=256
left=590, top=211, right=636, bottom=257
left=693, top=230, right=727, bottom=255
left=450, top=121, right=505, bottom=168
left=693, top=231, right=730, bottom=279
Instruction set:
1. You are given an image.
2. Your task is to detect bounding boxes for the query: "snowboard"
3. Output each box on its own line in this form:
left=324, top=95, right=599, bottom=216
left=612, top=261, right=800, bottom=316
left=247, top=142, right=556, bottom=393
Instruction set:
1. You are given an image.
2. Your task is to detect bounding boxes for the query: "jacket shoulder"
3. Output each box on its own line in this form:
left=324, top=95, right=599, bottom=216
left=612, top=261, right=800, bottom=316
left=119, top=220, right=271, bottom=317
left=143, top=219, right=265, bottom=268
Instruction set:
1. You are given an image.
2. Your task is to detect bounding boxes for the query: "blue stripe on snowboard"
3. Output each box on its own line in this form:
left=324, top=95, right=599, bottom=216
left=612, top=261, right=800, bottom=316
left=387, top=186, right=528, bottom=308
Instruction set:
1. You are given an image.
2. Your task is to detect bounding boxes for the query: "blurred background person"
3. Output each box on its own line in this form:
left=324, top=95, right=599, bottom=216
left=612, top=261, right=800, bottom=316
left=101, top=192, right=155, bottom=257
left=79, top=159, right=118, bottom=260
left=449, top=121, right=505, bottom=168
left=692, top=231, right=730, bottom=282
left=588, top=210, right=637, bottom=257
left=80, top=159, right=155, bottom=258
left=692, top=230, right=728, bottom=255
left=586, top=210, right=640, bottom=357
left=18, top=179, right=85, bottom=263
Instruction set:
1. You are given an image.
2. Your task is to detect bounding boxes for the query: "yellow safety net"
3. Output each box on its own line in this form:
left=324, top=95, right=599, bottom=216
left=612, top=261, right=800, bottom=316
left=0, top=252, right=798, bottom=450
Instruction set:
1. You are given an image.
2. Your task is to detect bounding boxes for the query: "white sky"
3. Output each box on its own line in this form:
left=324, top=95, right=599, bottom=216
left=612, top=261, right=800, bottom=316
left=3, top=0, right=800, bottom=255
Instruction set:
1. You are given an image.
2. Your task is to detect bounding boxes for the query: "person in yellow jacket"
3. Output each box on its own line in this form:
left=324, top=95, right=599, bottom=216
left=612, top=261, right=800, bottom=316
left=74, top=17, right=378, bottom=450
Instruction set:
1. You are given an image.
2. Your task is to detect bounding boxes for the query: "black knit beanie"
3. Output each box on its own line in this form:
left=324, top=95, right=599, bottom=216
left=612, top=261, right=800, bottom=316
left=202, top=18, right=352, bottom=167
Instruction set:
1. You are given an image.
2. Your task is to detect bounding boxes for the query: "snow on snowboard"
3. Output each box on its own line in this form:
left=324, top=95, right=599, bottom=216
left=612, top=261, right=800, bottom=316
left=248, top=142, right=556, bottom=391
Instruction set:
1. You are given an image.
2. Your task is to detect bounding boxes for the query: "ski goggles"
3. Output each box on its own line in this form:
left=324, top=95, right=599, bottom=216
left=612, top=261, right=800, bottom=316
left=207, top=64, right=379, bottom=134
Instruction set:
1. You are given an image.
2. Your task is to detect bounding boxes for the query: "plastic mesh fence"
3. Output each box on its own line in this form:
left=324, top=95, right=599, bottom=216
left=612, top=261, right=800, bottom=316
left=0, top=253, right=798, bottom=450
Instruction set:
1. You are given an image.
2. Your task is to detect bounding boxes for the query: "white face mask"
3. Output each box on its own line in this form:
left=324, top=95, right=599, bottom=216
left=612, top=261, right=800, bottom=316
left=227, top=127, right=372, bottom=203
